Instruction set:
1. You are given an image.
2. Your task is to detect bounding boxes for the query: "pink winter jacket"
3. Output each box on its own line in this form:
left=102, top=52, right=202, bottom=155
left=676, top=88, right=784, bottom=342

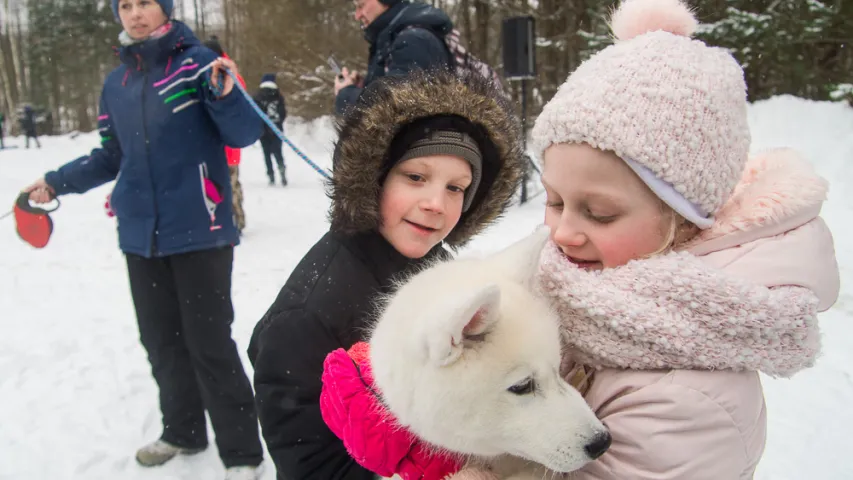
left=569, top=149, right=839, bottom=480
left=454, top=148, right=839, bottom=480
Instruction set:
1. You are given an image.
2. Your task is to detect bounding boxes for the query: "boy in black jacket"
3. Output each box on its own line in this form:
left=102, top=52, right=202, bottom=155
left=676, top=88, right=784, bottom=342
left=253, top=73, right=288, bottom=186
left=248, top=70, right=523, bottom=480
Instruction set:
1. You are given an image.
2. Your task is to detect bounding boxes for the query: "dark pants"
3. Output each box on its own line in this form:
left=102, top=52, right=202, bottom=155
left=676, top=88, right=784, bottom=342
left=260, top=134, right=285, bottom=182
left=25, top=131, right=40, bottom=149
left=126, top=247, right=263, bottom=468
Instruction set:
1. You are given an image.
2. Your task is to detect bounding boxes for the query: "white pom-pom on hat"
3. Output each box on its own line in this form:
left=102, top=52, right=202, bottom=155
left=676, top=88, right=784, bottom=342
left=610, top=0, right=698, bottom=41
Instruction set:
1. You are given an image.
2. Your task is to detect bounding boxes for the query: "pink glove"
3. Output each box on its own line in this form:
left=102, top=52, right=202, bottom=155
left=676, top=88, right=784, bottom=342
left=320, top=342, right=463, bottom=480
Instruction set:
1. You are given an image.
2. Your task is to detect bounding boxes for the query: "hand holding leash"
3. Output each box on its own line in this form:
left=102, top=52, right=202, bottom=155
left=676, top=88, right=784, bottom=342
left=209, top=57, right=240, bottom=97
left=23, top=177, right=56, bottom=204
left=12, top=191, right=60, bottom=248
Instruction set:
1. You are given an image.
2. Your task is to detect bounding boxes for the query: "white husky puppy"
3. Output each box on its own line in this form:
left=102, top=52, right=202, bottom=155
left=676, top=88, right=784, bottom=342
left=369, top=227, right=611, bottom=479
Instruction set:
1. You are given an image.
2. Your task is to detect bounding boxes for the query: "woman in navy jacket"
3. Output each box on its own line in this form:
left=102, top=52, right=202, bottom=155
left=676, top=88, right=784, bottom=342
left=23, top=1, right=263, bottom=477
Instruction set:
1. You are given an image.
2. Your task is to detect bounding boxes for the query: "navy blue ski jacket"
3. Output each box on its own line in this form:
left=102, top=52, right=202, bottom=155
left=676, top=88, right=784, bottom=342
left=45, top=21, right=261, bottom=257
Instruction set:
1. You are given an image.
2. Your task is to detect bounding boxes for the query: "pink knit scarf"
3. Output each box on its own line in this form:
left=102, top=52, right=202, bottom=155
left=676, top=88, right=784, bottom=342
left=537, top=240, right=820, bottom=378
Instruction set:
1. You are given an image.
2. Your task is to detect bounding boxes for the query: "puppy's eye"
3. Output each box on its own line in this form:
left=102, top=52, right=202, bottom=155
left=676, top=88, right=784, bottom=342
left=508, top=377, right=536, bottom=395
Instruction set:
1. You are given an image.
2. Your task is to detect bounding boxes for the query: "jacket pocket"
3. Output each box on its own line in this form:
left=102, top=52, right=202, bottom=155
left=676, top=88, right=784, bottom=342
left=198, top=163, right=223, bottom=230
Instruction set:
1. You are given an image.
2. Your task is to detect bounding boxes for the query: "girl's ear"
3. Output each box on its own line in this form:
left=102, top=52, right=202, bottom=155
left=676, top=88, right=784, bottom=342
left=672, top=213, right=701, bottom=249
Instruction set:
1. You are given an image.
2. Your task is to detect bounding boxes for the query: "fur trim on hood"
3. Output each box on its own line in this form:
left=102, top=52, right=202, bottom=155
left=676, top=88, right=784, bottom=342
left=686, top=147, right=828, bottom=255
left=327, top=70, right=523, bottom=248
left=685, top=147, right=839, bottom=312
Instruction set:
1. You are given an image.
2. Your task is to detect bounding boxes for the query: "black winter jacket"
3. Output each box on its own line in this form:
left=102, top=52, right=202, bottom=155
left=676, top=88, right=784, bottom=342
left=248, top=231, right=443, bottom=479
left=334, top=0, right=453, bottom=115
left=254, top=87, right=287, bottom=139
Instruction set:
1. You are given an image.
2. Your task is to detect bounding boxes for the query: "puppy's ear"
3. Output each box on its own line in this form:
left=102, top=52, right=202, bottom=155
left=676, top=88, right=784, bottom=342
left=489, top=226, right=550, bottom=288
left=424, top=284, right=500, bottom=367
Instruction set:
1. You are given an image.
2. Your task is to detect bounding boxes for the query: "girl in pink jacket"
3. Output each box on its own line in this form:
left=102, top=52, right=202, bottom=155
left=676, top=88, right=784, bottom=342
left=320, top=0, right=840, bottom=478
left=453, top=0, right=838, bottom=478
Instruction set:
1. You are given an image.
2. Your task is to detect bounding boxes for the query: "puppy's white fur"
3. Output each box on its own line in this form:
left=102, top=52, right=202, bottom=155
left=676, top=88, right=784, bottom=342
left=370, top=228, right=609, bottom=478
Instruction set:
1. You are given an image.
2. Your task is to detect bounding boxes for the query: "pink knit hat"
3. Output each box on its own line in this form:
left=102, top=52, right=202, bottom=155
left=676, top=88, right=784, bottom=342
left=531, top=0, right=750, bottom=228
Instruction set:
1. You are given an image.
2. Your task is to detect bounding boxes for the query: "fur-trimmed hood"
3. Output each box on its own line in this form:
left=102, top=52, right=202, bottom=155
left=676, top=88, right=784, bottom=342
left=327, top=70, right=524, bottom=248
left=686, top=147, right=839, bottom=311
left=686, top=148, right=828, bottom=253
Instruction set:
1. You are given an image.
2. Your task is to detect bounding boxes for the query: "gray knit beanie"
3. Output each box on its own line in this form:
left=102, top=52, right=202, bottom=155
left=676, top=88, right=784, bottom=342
left=396, top=130, right=482, bottom=212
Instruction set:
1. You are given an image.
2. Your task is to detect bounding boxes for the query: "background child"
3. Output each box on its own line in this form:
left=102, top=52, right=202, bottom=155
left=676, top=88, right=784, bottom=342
left=253, top=73, right=288, bottom=186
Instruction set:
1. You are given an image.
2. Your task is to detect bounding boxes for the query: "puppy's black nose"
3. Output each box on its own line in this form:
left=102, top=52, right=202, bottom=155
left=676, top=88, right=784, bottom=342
left=584, top=431, right=612, bottom=459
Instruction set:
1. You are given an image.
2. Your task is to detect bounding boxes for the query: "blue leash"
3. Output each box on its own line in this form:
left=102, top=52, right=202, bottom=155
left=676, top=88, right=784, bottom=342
left=208, top=68, right=333, bottom=180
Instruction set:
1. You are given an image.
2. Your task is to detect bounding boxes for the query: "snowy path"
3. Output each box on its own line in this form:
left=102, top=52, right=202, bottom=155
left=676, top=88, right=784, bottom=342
left=1, top=98, right=851, bottom=479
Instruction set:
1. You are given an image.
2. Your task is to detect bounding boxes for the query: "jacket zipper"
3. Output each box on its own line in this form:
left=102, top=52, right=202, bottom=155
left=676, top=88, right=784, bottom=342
left=140, top=63, right=159, bottom=257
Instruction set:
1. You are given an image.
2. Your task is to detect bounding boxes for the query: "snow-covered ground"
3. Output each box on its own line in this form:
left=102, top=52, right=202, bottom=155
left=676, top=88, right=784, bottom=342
left=0, top=95, right=850, bottom=479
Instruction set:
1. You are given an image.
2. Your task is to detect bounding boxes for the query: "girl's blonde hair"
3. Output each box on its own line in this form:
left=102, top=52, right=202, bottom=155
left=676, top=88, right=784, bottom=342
left=647, top=203, right=701, bottom=257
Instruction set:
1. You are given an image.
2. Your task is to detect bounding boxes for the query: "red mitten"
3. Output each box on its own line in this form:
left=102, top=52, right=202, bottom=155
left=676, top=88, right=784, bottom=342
left=320, top=342, right=462, bottom=480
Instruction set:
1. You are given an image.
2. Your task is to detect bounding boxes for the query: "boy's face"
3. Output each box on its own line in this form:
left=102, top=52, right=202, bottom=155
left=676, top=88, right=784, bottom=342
left=379, top=155, right=473, bottom=258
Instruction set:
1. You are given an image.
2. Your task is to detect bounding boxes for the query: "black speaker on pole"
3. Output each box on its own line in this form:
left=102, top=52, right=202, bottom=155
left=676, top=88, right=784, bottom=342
left=502, top=16, right=536, bottom=80
left=502, top=16, right=537, bottom=204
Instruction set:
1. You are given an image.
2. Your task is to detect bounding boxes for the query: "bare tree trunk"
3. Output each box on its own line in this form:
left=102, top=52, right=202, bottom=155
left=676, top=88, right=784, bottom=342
left=223, top=0, right=232, bottom=46
left=12, top=1, right=26, bottom=102
left=565, top=0, right=590, bottom=76
left=49, top=51, right=60, bottom=133
left=537, top=0, right=571, bottom=102
left=473, top=0, right=490, bottom=60
left=0, top=1, right=20, bottom=115
left=460, top=0, right=471, bottom=42
left=199, top=0, right=206, bottom=38
left=193, top=0, right=200, bottom=31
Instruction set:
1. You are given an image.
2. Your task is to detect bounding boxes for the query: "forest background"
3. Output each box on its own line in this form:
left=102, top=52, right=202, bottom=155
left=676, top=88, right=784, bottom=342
left=0, top=0, right=850, bottom=134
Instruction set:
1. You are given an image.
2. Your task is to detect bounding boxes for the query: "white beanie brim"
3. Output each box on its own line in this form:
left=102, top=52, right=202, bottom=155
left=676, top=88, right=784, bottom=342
left=623, top=157, right=714, bottom=228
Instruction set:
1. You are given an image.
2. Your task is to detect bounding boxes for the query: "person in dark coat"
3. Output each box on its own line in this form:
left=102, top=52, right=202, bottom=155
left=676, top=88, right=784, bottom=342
left=248, top=69, right=524, bottom=480
left=19, top=104, right=40, bottom=149
left=253, top=73, right=288, bottom=185
left=333, top=0, right=453, bottom=115
left=0, top=111, right=5, bottom=149
left=23, top=1, right=263, bottom=477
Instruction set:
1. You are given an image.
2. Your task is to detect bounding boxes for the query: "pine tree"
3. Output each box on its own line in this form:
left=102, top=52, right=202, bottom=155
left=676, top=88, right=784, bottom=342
left=696, top=0, right=851, bottom=101
left=27, top=0, right=114, bottom=132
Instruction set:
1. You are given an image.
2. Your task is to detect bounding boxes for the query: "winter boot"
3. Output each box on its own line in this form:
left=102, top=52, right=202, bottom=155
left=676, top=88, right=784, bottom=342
left=224, top=465, right=263, bottom=480
left=279, top=167, right=288, bottom=186
left=135, top=439, right=206, bottom=467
